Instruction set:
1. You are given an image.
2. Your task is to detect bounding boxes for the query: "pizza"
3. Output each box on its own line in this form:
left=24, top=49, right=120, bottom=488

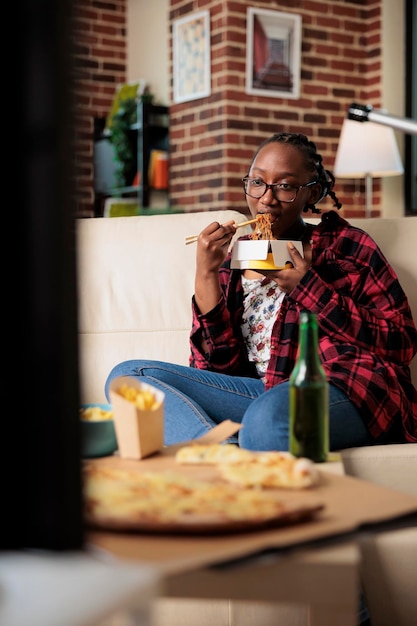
left=217, top=456, right=319, bottom=489
left=175, top=443, right=254, bottom=465
left=82, top=463, right=323, bottom=533
left=175, top=444, right=319, bottom=489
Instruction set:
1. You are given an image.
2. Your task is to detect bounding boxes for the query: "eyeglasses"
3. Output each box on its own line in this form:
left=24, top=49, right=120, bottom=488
left=241, top=177, right=318, bottom=203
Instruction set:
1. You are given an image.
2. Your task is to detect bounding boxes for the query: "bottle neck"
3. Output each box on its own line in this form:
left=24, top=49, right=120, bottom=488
left=297, top=312, right=323, bottom=372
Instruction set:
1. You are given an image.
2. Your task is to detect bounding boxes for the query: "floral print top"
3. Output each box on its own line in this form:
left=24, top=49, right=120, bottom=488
left=241, top=275, right=285, bottom=380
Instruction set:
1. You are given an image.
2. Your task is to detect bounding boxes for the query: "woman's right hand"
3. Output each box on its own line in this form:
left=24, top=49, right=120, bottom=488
left=195, top=220, right=236, bottom=274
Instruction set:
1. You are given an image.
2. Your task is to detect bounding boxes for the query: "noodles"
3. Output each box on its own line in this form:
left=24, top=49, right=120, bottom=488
left=250, top=213, right=274, bottom=240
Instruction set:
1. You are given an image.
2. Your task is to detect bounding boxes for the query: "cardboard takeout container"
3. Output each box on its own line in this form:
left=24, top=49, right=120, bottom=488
left=109, top=375, right=243, bottom=459
left=231, top=239, right=304, bottom=270
left=109, top=376, right=165, bottom=459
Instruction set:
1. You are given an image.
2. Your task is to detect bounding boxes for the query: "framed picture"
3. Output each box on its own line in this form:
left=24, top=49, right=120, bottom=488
left=173, top=10, right=211, bottom=104
left=245, top=8, right=302, bottom=99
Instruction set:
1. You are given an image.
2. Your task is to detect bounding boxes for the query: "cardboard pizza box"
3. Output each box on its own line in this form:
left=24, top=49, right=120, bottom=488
left=89, top=380, right=417, bottom=569
left=231, top=239, right=303, bottom=270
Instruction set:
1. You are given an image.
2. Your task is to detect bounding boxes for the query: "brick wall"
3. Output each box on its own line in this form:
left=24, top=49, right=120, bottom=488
left=71, top=0, right=384, bottom=218
left=72, top=0, right=128, bottom=218
left=168, top=0, right=383, bottom=218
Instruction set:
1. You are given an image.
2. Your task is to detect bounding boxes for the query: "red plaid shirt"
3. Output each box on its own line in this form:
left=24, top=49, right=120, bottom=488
left=190, top=211, right=417, bottom=442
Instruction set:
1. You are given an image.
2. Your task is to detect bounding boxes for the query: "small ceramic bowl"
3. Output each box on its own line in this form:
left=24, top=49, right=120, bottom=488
left=80, top=403, right=118, bottom=458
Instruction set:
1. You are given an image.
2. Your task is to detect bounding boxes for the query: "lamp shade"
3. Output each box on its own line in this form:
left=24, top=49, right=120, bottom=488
left=334, top=118, right=404, bottom=178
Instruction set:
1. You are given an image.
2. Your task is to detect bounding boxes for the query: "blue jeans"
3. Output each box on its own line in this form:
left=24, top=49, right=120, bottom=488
left=105, top=360, right=374, bottom=449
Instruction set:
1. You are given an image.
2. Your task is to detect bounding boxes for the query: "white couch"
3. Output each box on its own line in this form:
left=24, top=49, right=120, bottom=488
left=77, top=210, right=417, bottom=626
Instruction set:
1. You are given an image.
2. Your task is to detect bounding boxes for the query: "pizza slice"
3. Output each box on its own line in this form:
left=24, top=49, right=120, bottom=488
left=175, top=443, right=254, bottom=465
left=175, top=444, right=319, bottom=489
left=218, top=456, right=319, bottom=489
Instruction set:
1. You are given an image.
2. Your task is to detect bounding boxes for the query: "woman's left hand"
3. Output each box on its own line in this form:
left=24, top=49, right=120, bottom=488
left=259, top=241, right=310, bottom=293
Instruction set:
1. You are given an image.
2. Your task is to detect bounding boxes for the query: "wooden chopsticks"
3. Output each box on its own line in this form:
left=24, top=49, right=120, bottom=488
left=185, top=217, right=259, bottom=245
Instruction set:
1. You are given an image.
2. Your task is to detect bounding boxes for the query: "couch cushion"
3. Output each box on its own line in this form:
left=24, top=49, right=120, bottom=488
left=77, top=210, right=251, bottom=402
left=347, top=217, right=417, bottom=387
left=310, top=216, right=417, bottom=388
left=77, top=213, right=417, bottom=403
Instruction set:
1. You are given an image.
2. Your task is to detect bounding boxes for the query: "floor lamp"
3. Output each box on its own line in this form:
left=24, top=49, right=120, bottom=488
left=334, top=117, right=404, bottom=217
left=347, top=103, right=417, bottom=135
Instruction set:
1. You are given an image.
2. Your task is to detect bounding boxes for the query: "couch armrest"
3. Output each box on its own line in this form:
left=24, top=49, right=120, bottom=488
left=340, top=444, right=417, bottom=497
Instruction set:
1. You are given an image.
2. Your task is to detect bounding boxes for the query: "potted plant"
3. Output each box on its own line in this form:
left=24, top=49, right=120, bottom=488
left=109, top=88, right=155, bottom=188
left=109, top=97, right=137, bottom=188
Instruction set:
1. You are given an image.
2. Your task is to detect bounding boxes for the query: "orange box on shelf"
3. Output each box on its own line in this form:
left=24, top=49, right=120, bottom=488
left=149, top=150, right=169, bottom=189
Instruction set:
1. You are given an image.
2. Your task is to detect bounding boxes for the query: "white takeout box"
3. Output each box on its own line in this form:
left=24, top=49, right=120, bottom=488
left=231, top=239, right=304, bottom=270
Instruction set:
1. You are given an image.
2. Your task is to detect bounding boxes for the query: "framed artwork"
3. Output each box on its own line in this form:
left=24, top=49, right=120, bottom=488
left=245, top=8, right=302, bottom=99
left=173, top=10, right=211, bottom=104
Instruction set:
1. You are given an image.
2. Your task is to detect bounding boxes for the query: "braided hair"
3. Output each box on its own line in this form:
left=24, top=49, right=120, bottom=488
left=251, top=132, right=342, bottom=214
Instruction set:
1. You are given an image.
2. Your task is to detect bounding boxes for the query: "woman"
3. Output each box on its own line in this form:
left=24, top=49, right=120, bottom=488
left=105, top=132, right=417, bottom=450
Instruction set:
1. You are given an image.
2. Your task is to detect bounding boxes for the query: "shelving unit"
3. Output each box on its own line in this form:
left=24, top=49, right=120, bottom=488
left=94, top=102, right=170, bottom=216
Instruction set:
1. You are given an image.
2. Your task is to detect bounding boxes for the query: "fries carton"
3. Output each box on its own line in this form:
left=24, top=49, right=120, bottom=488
left=230, top=239, right=303, bottom=270
left=108, top=376, right=243, bottom=459
left=109, top=376, right=165, bottom=459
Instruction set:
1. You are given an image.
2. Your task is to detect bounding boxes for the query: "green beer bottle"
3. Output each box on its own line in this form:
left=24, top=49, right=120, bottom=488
left=289, top=311, right=329, bottom=463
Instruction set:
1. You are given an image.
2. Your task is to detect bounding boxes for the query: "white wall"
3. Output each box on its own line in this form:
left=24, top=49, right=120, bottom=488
left=381, top=0, right=405, bottom=217
left=127, top=0, right=170, bottom=105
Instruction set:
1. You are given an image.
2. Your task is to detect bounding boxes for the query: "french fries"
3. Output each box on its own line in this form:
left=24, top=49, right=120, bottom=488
left=117, top=383, right=161, bottom=410
left=80, top=406, right=113, bottom=421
